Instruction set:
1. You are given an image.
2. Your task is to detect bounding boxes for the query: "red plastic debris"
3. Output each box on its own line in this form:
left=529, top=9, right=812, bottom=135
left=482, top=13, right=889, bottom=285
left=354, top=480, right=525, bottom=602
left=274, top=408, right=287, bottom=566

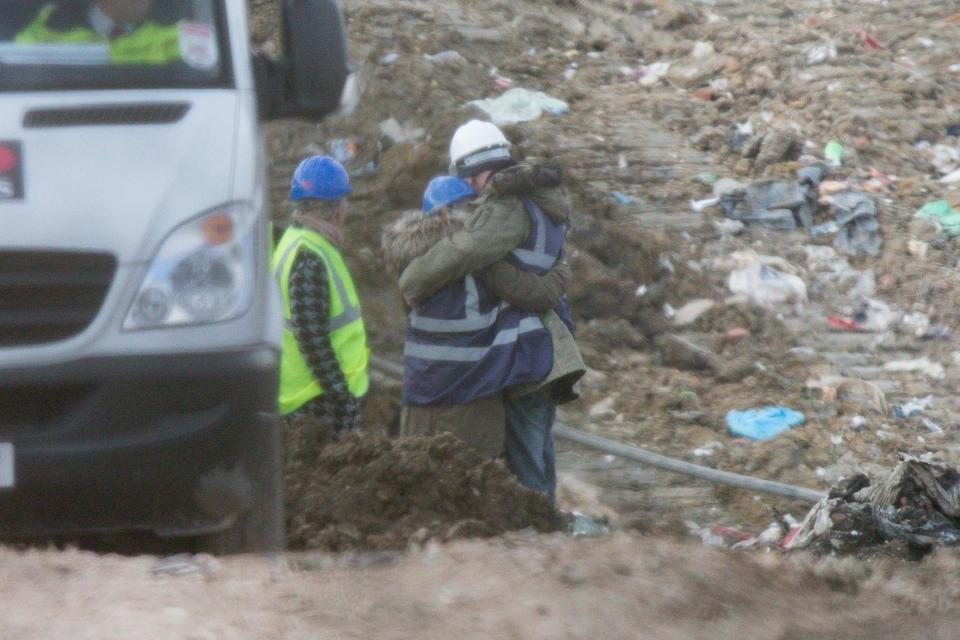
left=853, top=29, right=885, bottom=50
left=827, top=316, right=866, bottom=331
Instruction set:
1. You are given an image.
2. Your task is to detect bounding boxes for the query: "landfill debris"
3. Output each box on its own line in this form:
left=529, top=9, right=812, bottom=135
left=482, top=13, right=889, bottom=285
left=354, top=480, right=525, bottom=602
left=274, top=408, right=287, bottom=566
left=378, top=118, right=426, bottom=144
left=915, top=200, right=960, bottom=237
left=785, top=455, right=960, bottom=555
left=380, top=52, right=399, bottom=65
left=893, top=395, right=933, bottom=418
left=689, top=196, right=720, bottom=212
left=823, top=140, right=844, bottom=167
left=922, top=417, right=945, bottom=435
left=712, top=177, right=745, bottom=197
left=329, top=138, right=356, bottom=164
left=726, top=406, right=805, bottom=441
left=468, top=88, right=568, bottom=125
left=720, top=166, right=821, bottom=230
left=150, top=554, right=222, bottom=578
left=713, top=218, right=745, bottom=237
left=754, top=128, right=800, bottom=171
left=810, top=221, right=839, bottom=237
left=826, top=298, right=892, bottom=332
left=727, top=263, right=807, bottom=307
left=672, top=298, right=715, bottom=327
left=825, top=191, right=881, bottom=256
left=921, top=325, right=951, bottom=340
left=851, top=415, right=867, bottom=432
left=425, top=50, right=467, bottom=65
left=692, top=441, right=724, bottom=457
left=692, top=171, right=718, bottom=185
left=855, top=29, right=885, bottom=50
left=611, top=191, right=636, bottom=205
left=883, top=357, right=945, bottom=379
left=638, top=62, right=671, bottom=87
left=805, top=41, right=837, bottom=65
left=589, top=396, right=617, bottom=421
left=567, top=512, right=611, bottom=537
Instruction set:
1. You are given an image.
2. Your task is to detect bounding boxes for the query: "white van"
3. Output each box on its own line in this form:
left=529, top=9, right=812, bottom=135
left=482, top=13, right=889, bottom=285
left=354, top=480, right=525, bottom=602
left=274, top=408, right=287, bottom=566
left=0, top=0, right=353, bottom=552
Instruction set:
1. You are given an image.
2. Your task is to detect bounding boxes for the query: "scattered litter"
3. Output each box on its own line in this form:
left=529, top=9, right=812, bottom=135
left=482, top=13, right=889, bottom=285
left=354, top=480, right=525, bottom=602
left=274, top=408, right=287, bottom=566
left=329, top=138, right=356, bottom=164
left=568, top=512, right=611, bottom=537
left=588, top=396, right=617, bottom=421
left=468, top=88, right=568, bottom=125
left=712, top=177, right=746, bottom=197
left=663, top=303, right=677, bottom=318
left=720, top=166, right=821, bottom=230
left=638, top=62, right=671, bottom=87
left=922, top=417, right=945, bottom=435
left=827, top=298, right=892, bottom=332
left=823, top=140, right=844, bottom=166
left=378, top=118, right=425, bottom=144
left=635, top=284, right=648, bottom=297
left=692, top=441, right=724, bottom=457
left=380, top=52, right=399, bottom=65
left=672, top=298, right=715, bottom=327
left=810, top=220, right=840, bottom=237
left=921, top=325, right=951, bottom=340
left=612, top=191, right=636, bottom=205
left=830, top=434, right=843, bottom=446
left=690, top=196, right=720, bottom=212
left=692, top=171, right=718, bottom=185
left=826, top=191, right=881, bottom=256
left=883, top=357, right=945, bottom=379
left=916, top=200, right=960, bottom=237
left=425, top=50, right=467, bottom=65
left=785, top=455, right=960, bottom=555
left=806, top=41, right=837, bottom=65
left=727, top=263, right=807, bottom=307
left=893, top=395, right=934, bottom=418
left=713, top=218, right=745, bottom=237
left=851, top=415, right=867, bottom=432
left=855, top=29, right=885, bottom=50
left=726, top=406, right=805, bottom=441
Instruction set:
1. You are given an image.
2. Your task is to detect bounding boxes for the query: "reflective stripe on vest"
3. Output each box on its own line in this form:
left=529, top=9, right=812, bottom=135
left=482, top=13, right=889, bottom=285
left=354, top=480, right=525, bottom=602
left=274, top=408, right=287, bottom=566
left=15, top=5, right=182, bottom=64
left=404, top=315, right=545, bottom=362
left=408, top=275, right=506, bottom=333
left=272, top=227, right=369, bottom=414
left=510, top=198, right=564, bottom=272
left=272, top=236, right=362, bottom=331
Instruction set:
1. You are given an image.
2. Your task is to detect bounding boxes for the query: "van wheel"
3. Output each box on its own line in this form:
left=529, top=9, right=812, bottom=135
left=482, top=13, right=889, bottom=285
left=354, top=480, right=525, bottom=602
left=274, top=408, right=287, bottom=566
left=203, top=416, right=285, bottom=555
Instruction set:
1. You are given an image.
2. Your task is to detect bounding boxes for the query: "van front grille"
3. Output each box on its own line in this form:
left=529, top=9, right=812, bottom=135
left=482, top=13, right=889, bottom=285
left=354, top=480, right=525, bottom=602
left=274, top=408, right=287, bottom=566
left=0, top=252, right=116, bottom=346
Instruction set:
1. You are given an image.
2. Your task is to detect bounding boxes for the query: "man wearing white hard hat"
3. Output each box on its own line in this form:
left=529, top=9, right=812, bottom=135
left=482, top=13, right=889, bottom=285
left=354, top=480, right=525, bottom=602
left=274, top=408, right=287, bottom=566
left=399, top=120, right=585, bottom=498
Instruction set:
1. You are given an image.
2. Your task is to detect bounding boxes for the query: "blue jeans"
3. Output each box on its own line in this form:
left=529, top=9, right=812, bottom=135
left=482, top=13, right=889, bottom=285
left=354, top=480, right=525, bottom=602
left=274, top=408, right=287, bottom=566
left=504, top=392, right=557, bottom=498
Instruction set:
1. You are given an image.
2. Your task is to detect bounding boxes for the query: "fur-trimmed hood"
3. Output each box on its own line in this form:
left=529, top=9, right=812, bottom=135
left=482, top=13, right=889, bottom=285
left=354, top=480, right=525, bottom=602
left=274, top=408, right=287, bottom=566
left=381, top=209, right=465, bottom=275
left=484, top=162, right=571, bottom=226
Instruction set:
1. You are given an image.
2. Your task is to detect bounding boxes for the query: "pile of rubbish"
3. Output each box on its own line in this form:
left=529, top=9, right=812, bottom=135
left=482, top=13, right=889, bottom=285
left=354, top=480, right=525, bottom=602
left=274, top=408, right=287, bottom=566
left=717, top=163, right=882, bottom=256
left=784, top=455, right=960, bottom=557
left=285, top=421, right=562, bottom=552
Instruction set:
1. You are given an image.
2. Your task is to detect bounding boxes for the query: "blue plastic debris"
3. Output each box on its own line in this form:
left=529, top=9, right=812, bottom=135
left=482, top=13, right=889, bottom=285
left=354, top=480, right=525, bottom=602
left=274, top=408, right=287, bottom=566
left=726, top=406, right=805, bottom=440
left=612, top=191, right=636, bottom=205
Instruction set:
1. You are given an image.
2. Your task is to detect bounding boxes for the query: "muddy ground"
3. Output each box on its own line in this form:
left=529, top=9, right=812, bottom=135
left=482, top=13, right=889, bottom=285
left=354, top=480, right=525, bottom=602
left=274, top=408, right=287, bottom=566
left=8, top=0, right=960, bottom=636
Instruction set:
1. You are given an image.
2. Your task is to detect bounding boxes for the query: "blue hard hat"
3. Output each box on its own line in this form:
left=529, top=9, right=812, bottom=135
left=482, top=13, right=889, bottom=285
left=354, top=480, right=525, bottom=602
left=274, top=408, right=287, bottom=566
left=289, top=155, right=352, bottom=201
left=421, top=176, right=476, bottom=215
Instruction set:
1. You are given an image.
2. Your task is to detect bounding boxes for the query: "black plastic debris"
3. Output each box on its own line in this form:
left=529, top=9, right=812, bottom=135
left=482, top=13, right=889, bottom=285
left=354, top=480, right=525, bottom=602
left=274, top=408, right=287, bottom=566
left=829, top=190, right=881, bottom=256
left=786, top=455, right=960, bottom=556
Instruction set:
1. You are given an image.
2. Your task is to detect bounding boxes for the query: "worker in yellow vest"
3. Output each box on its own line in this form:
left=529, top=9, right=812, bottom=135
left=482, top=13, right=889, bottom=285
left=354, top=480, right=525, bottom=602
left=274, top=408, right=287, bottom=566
left=272, top=155, right=369, bottom=437
left=15, top=1, right=182, bottom=65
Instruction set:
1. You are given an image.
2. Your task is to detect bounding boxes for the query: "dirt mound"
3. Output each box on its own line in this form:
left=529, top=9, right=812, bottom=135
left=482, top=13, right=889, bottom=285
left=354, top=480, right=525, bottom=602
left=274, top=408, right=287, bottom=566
left=285, top=421, right=562, bottom=551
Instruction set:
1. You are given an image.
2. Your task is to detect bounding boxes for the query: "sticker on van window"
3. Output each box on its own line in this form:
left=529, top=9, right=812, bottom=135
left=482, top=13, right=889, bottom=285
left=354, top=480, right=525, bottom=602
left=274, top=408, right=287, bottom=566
left=178, top=22, right=219, bottom=71
left=0, top=142, right=23, bottom=201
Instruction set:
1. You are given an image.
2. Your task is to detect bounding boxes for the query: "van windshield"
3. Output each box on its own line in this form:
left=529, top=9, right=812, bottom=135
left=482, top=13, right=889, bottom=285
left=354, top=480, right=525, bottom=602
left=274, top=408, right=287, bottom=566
left=0, top=1, right=230, bottom=90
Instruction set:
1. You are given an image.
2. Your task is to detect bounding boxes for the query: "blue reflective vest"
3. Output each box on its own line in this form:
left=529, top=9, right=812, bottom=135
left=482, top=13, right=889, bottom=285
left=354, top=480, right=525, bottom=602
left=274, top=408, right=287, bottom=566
left=402, top=198, right=567, bottom=406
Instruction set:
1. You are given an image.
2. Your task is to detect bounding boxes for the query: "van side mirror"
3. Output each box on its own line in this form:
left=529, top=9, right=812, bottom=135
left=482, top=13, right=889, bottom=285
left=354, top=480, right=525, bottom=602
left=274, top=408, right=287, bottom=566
left=254, top=0, right=354, bottom=120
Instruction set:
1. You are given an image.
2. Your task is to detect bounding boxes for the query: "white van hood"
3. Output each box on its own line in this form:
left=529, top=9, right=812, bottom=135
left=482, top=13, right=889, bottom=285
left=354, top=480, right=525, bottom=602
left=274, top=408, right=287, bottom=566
left=0, top=90, right=239, bottom=263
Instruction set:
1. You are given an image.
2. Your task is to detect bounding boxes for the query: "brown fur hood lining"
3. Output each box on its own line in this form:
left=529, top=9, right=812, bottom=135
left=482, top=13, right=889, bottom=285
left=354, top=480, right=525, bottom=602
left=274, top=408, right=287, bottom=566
left=381, top=210, right=465, bottom=275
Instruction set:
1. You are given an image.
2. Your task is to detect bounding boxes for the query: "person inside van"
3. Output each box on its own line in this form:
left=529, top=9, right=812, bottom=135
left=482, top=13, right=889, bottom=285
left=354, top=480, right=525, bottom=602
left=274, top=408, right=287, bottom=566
left=15, top=0, right=184, bottom=64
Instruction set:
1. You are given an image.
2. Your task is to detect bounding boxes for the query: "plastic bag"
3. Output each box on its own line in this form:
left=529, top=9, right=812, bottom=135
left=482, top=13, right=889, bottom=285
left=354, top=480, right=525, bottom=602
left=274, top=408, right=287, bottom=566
left=468, top=88, right=569, bottom=125
left=726, top=406, right=805, bottom=440
left=727, top=263, right=807, bottom=307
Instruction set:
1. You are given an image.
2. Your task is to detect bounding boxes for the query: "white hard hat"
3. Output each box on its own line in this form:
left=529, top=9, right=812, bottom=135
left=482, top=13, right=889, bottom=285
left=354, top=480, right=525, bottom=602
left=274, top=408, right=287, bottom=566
left=448, top=120, right=512, bottom=177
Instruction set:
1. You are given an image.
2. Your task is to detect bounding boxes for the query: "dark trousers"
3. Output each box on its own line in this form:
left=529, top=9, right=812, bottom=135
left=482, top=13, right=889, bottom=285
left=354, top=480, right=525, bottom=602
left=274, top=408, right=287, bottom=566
left=504, top=391, right=557, bottom=498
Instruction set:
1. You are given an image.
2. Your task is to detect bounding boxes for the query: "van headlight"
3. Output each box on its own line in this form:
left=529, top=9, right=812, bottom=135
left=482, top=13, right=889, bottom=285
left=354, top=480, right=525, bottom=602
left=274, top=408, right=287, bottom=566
left=124, top=204, right=256, bottom=330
